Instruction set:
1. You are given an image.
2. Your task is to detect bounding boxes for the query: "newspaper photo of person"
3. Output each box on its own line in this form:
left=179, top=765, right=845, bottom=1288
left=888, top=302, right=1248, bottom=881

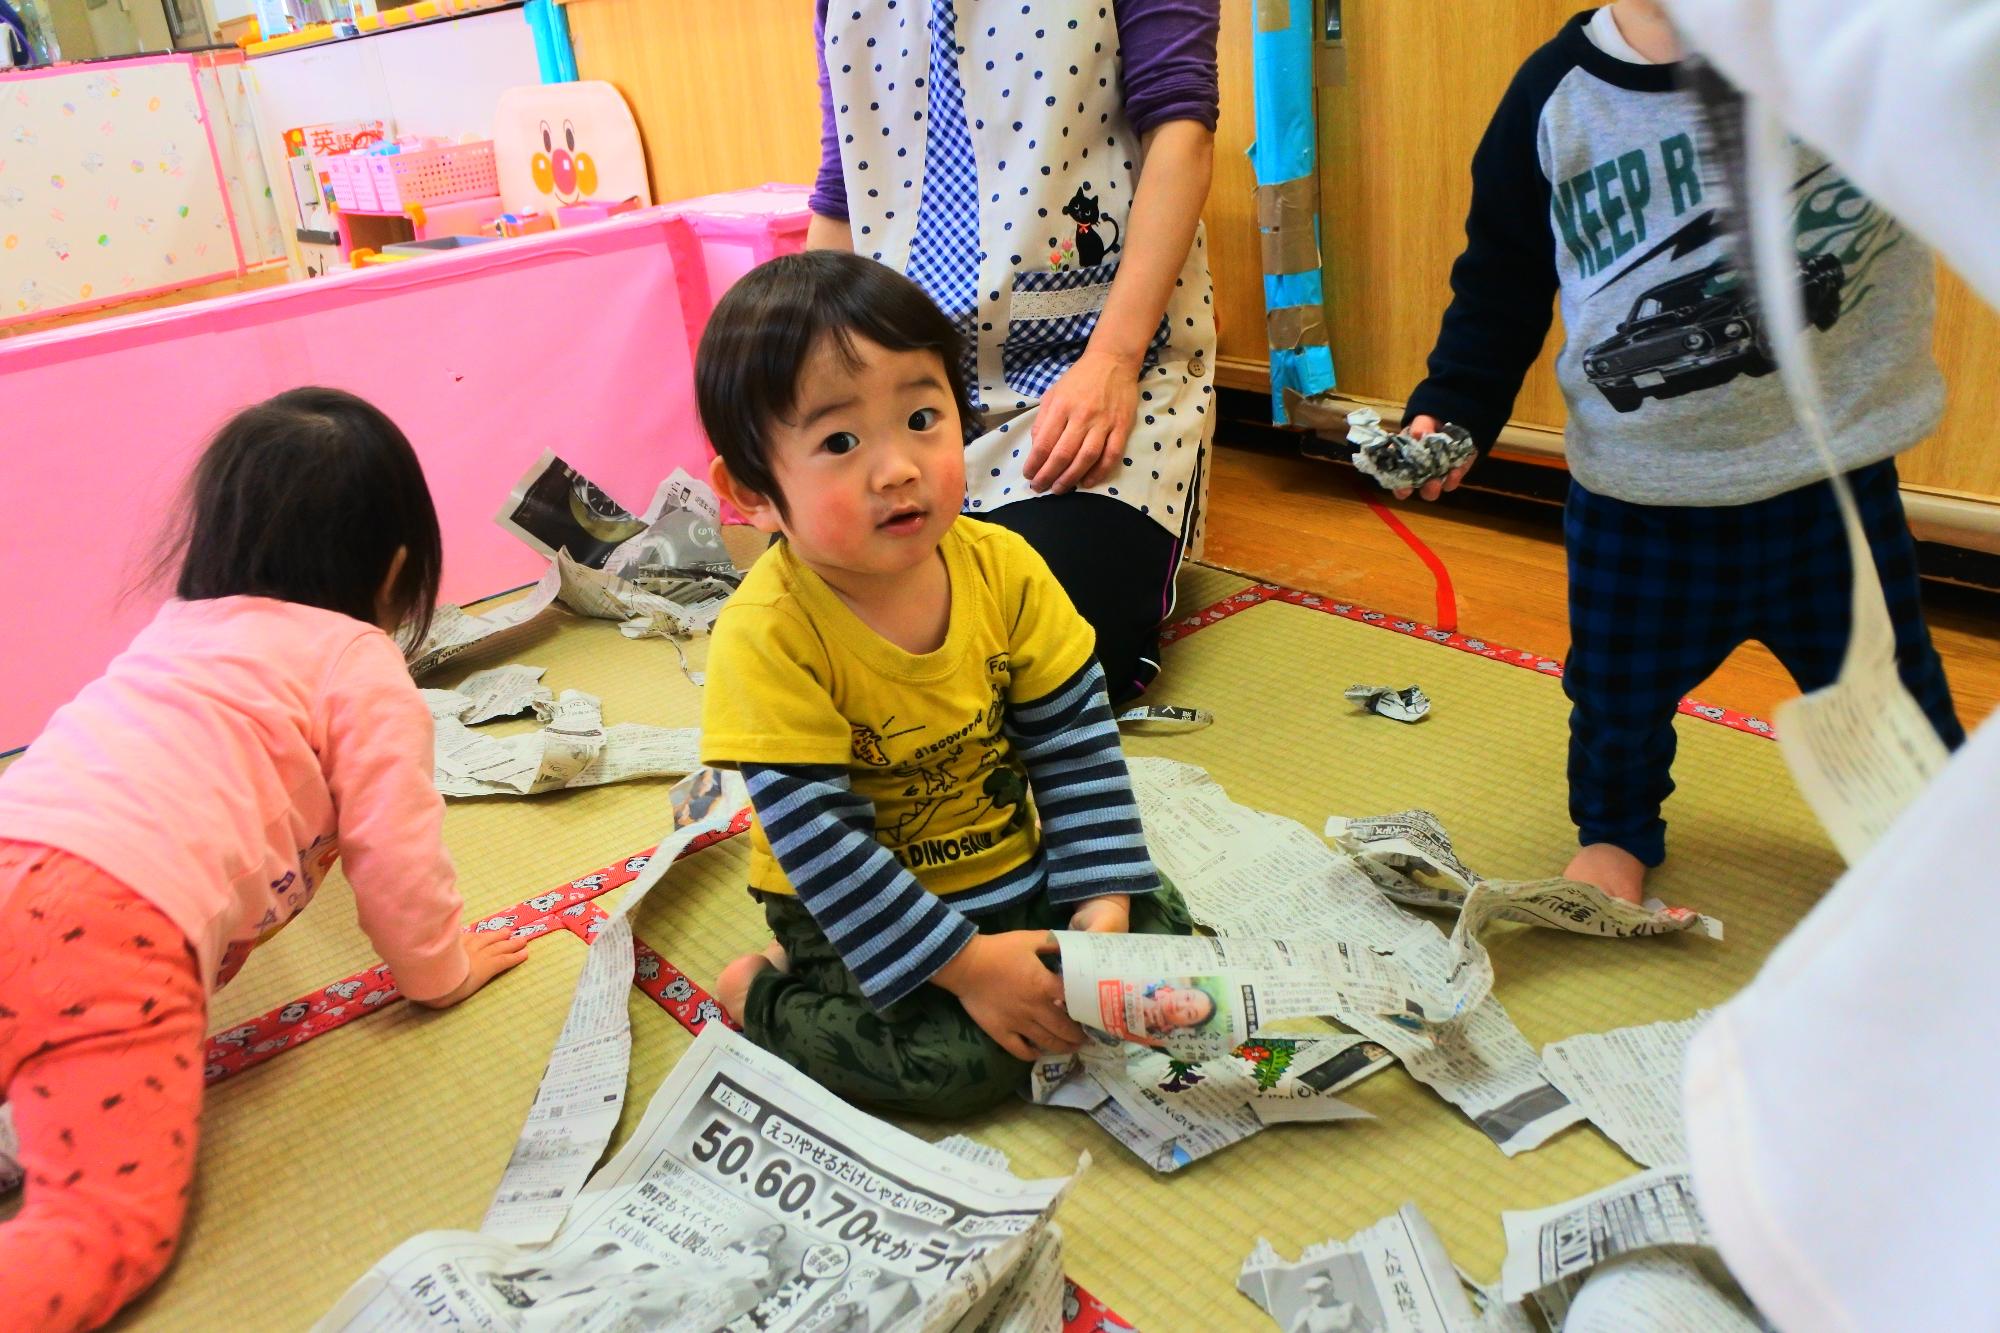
left=1276, top=1254, right=1387, bottom=1333
left=1093, top=976, right=1235, bottom=1050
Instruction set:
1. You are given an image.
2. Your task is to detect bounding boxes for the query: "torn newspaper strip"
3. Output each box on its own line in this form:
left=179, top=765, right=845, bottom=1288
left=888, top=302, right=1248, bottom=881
left=1346, top=684, right=1431, bottom=723
left=1238, top=1204, right=1476, bottom=1333
left=1344, top=407, right=1476, bottom=492
left=1562, top=1248, right=1763, bottom=1333
left=1498, top=1166, right=1713, bottom=1303
left=1032, top=1034, right=1384, bottom=1173
left=1115, top=704, right=1215, bottom=734
left=1125, top=760, right=1583, bottom=1154
left=431, top=690, right=701, bottom=798
left=421, top=664, right=554, bottom=726
left=1734, top=104, right=1949, bottom=867
left=403, top=580, right=561, bottom=680
left=1326, top=810, right=1725, bottom=941
left=953, top=1222, right=1066, bottom=1333
left=481, top=768, right=747, bottom=1244
left=319, top=1024, right=1076, bottom=1332
left=1541, top=1014, right=1706, bottom=1169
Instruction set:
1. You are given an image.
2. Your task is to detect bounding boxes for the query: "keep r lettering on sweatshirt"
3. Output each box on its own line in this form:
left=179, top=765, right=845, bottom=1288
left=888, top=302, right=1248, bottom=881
left=1405, top=9, right=1942, bottom=507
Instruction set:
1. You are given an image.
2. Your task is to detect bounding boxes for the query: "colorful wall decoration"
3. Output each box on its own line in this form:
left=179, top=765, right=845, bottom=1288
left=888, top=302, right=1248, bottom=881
left=0, top=55, right=244, bottom=325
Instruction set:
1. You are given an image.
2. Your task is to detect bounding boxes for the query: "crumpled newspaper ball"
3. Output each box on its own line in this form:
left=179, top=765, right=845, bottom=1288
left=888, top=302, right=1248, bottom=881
left=1345, top=407, right=1476, bottom=491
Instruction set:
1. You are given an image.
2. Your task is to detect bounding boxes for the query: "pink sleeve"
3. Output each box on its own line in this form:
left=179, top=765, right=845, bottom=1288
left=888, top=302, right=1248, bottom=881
left=320, top=633, right=469, bottom=1003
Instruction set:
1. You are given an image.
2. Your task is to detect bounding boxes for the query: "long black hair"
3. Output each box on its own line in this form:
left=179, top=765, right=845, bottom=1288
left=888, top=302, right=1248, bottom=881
left=171, top=387, right=443, bottom=644
left=694, top=249, right=974, bottom=515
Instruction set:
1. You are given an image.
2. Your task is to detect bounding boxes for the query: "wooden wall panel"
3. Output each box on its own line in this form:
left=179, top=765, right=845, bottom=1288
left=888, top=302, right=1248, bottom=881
left=1901, top=270, right=2000, bottom=500
left=567, top=0, right=822, bottom=205
left=1314, top=0, right=1583, bottom=428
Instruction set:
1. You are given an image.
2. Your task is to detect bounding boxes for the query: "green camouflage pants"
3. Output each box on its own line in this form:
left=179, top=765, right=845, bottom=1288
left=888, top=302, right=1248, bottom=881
left=741, top=880, right=1194, bottom=1119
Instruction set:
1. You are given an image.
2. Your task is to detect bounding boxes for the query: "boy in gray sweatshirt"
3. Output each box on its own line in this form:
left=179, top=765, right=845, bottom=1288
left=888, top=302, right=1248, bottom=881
left=1401, top=1, right=1962, bottom=902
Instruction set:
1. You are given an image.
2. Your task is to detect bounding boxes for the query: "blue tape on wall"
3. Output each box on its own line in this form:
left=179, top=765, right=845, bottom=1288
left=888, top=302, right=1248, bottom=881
left=1250, top=0, right=1334, bottom=423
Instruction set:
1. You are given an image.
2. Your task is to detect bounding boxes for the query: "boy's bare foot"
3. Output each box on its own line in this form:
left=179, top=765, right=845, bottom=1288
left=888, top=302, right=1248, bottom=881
left=762, top=940, right=790, bottom=971
left=1565, top=843, right=1648, bottom=905
left=714, top=952, right=775, bottom=1025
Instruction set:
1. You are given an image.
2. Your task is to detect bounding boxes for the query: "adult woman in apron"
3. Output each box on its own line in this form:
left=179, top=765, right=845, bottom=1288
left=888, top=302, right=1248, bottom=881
left=808, top=0, right=1221, bottom=703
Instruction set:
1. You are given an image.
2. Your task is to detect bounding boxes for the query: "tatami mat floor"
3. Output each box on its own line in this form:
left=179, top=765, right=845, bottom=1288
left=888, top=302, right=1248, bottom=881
left=93, top=562, right=1843, bottom=1329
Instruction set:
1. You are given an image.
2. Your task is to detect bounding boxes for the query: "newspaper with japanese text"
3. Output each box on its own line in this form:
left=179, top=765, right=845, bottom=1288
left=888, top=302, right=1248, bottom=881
left=481, top=768, right=745, bottom=1245
left=1031, top=1033, right=1384, bottom=1172
left=1238, top=1204, right=1476, bottom=1333
left=404, top=464, right=741, bottom=679
left=319, top=1024, right=1075, bottom=1332
left=431, top=690, right=701, bottom=800
left=1123, top=762, right=1581, bottom=1154
left=1541, top=1015, right=1706, bottom=1169
left=1325, top=810, right=1724, bottom=941
left=423, top=664, right=556, bottom=726
left=1562, top=1248, right=1763, bottom=1332
left=1735, top=104, right=1949, bottom=866
left=1498, top=1167, right=1712, bottom=1303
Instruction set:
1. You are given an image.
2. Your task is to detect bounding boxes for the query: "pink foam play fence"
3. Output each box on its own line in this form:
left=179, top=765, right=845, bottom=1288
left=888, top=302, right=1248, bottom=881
left=0, top=207, right=718, bottom=753
left=664, top=183, right=814, bottom=357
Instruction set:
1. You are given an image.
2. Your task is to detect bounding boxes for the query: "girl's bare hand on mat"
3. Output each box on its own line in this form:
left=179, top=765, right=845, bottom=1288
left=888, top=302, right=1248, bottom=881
left=1024, top=348, right=1140, bottom=494
left=414, top=929, right=533, bottom=1009
left=1393, top=414, right=1476, bottom=502
left=934, top=930, right=1085, bottom=1061
left=1068, top=894, right=1130, bottom=933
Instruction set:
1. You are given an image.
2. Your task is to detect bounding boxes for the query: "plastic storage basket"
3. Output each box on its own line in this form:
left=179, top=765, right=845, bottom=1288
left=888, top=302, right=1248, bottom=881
left=329, top=141, right=498, bottom=213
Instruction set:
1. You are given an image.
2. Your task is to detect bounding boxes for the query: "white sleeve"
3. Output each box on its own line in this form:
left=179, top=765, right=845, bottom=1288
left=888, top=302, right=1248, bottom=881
left=1682, top=710, right=2000, bottom=1330
left=1663, top=0, right=2000, bottom=308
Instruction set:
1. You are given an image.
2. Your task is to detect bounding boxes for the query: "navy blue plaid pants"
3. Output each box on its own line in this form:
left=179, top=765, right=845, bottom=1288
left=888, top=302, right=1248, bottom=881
left=1564, top=459, right=1963, bottom=866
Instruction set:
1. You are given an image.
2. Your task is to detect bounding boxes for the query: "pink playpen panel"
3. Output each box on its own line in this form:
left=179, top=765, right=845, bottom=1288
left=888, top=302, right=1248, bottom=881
left=0, top=210, right=709, bottom=751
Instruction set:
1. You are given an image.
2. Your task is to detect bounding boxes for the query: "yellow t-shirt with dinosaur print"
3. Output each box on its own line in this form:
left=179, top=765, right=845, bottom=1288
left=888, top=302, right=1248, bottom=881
left=700, top=519, right=1096, bottom=899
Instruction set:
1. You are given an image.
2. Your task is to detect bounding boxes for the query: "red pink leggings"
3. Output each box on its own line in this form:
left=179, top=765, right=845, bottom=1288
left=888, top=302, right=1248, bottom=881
left=0, top=841, right=207, bottom=1332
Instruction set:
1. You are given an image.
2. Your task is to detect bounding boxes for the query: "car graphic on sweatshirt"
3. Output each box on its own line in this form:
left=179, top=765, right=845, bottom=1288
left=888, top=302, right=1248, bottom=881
left=1581, top=254, right=1844, bottom=412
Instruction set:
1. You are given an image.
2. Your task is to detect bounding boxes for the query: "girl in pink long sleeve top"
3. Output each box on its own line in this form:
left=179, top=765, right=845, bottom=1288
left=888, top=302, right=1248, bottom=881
left=0, top=387, right=530, bottom=1331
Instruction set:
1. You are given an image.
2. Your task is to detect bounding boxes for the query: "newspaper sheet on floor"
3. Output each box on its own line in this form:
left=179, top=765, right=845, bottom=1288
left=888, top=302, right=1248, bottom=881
left=318, top=1024, right=1075, bottom=1333
left=404, top=579, right=563, bottom=679
left=1123, top=761, right=1582, bottom=1155
left=1562, top=1248, right=1763, bottom=1332
left=1541, top=1014, right=1706, bottom=1169
left=1238, top=1204, right=1476, bottom=1333
left=431, top=689, right=701, bottom=798
left=1031, top=1033, right=1386, bottom=1172
left=404, top=464, right=740, bottom=679
left=1325, top=811, right=1724, bottom=941
left=1498, top=1166, right=1712, bottom=1303
left=481, top=769, right=747, bottom=1245
left=422, top=664, right=555, bottom=726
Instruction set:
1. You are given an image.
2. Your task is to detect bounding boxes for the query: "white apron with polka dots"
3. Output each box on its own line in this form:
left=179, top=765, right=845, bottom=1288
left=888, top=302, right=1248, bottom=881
left=823, top=0, right=1217, bottom=552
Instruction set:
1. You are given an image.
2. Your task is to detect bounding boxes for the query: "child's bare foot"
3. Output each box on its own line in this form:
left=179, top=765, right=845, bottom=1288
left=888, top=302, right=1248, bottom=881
left=1565, top=843, right=1648, bottom=904
left=761, top=940, right=789, bottom=971
left=714, top=952, right=775, bottom=1024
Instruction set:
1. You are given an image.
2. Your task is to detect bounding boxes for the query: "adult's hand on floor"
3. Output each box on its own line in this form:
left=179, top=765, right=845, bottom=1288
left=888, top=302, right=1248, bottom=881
left=933, top=930, right=1085, bottom=1061
left=1023, top=348, right=1140, bottom=494
left=1392, top=413, right=1476, bottom=502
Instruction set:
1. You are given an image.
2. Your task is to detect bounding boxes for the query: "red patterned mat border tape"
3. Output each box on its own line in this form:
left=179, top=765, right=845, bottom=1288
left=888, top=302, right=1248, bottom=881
left=200, top=809, right=752, bottom=1084
left=554, top=902, right=736, bottom=1036
left=1160, top=581, right=1778, bottom=740
left=196, top=806, right=1139, bottom=1331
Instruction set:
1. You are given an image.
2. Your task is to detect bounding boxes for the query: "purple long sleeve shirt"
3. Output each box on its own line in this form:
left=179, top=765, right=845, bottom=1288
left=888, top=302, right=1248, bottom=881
left=809, top=0, right=1221, bottom=221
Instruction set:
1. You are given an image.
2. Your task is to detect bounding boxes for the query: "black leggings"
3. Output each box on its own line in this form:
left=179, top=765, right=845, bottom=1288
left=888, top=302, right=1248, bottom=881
left=977, top=493, right=1180, bottom=706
